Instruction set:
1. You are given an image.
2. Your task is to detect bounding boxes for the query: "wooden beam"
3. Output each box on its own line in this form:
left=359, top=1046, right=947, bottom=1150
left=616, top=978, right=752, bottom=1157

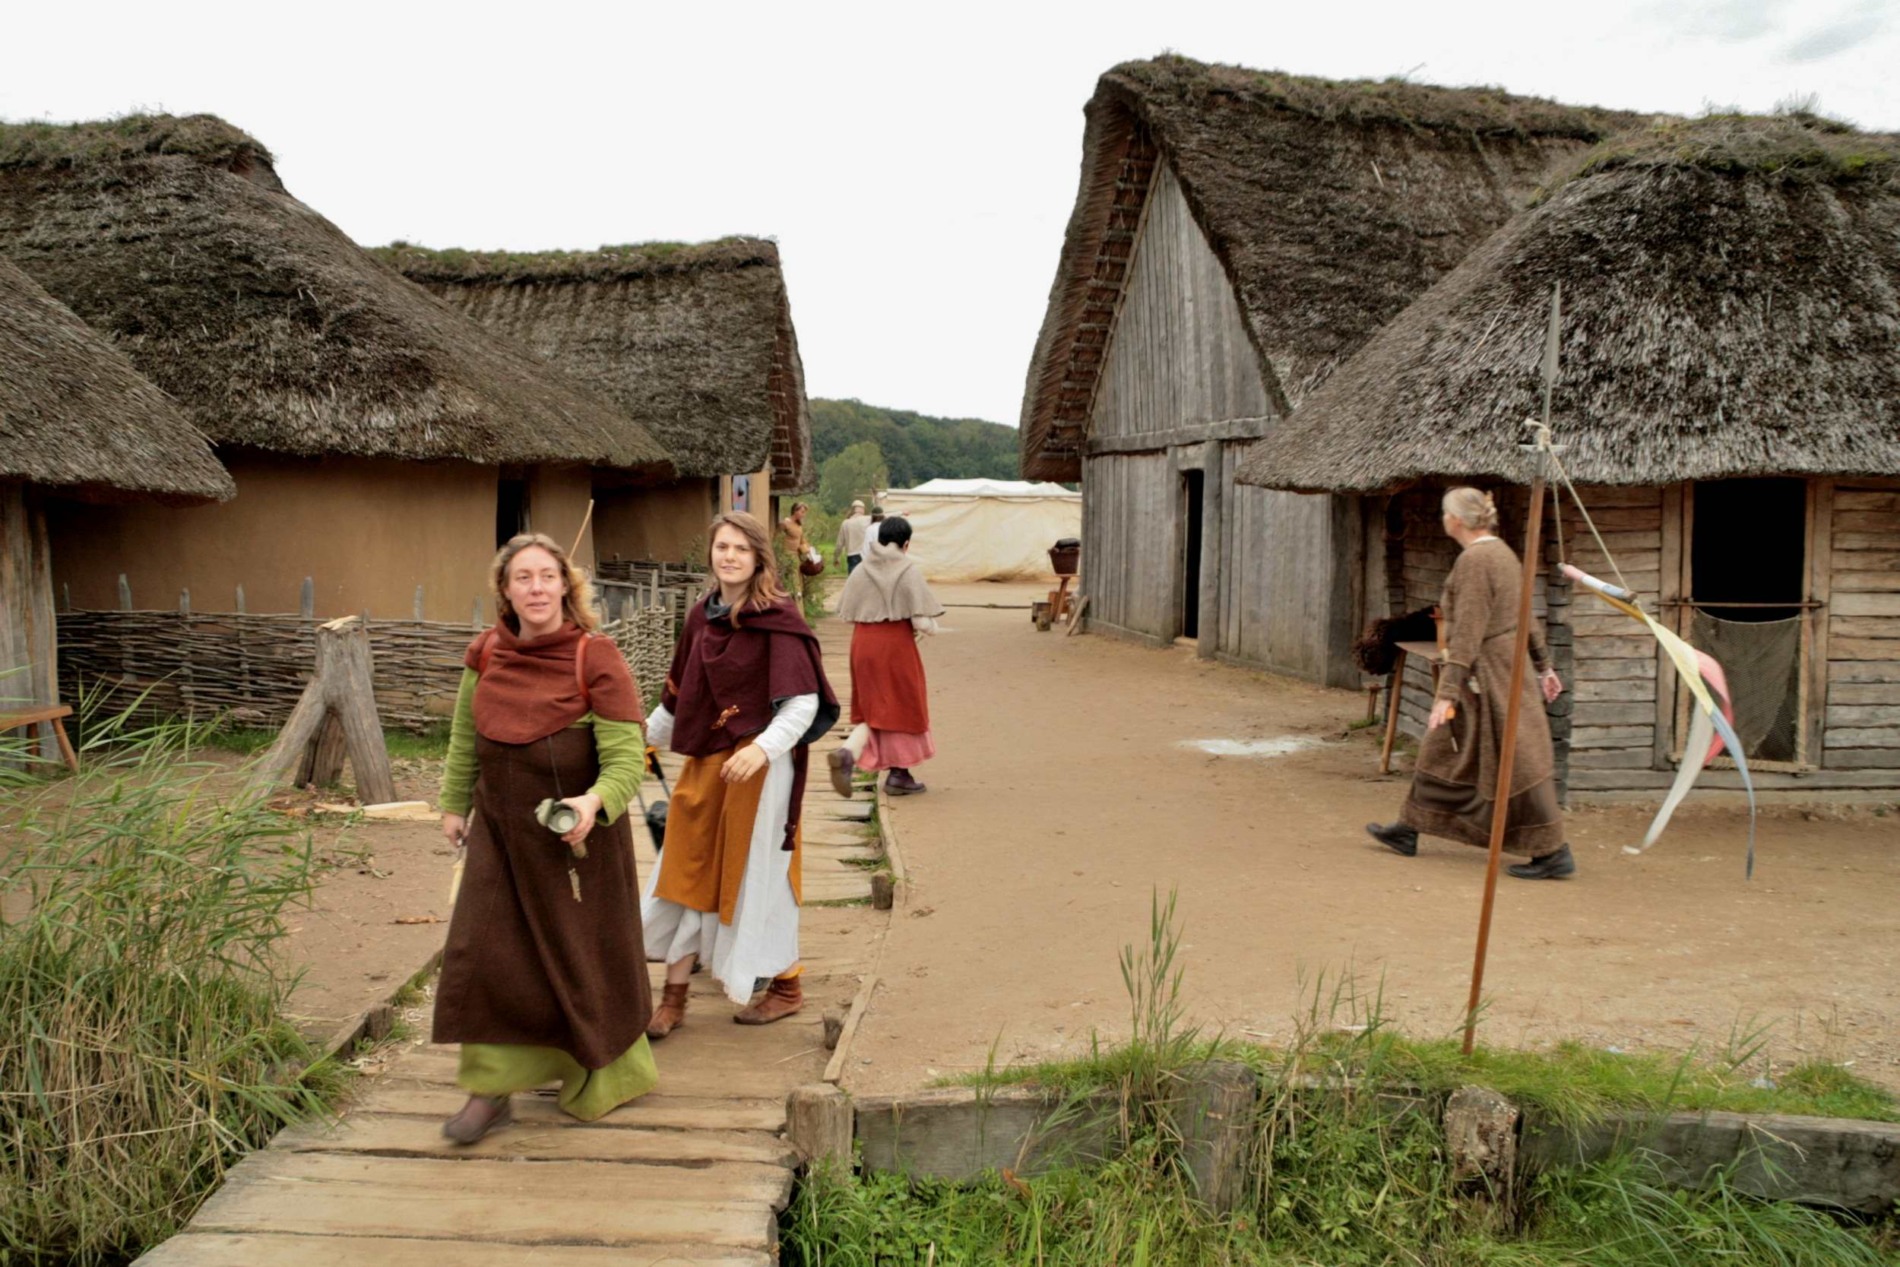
left=260, top=615, right=395, bottom=803
left=1085, top=417, right=1272, bottom=457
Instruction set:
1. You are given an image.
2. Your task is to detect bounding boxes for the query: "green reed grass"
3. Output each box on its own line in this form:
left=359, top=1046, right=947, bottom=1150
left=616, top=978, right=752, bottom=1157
left=782, top=893, right=1895, bottom=1266
left=0, top=700, right=333, bottom=1264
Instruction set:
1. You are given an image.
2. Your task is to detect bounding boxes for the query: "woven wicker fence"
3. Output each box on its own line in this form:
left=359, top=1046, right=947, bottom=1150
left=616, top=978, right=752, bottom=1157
left=58, top=598, right=690, bottom=734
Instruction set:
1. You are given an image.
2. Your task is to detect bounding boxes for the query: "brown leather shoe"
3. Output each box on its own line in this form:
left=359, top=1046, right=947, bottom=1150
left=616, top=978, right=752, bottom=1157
left=441, top=1094, right=512, bottom=1145
left=885, top=768, right=927, bottom=796
left=646, top=981, right=690, bottom=1040
left=827, top=746, right=856, bottom=799
left=734, top=974, right=803, bottom=1025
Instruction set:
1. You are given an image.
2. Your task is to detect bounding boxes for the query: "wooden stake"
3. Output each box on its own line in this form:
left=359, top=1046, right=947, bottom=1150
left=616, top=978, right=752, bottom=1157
left=260, top=615, right=396, bottom=804
left=1461, top=474, right=1546, bottom=1055
left=1464, top=282, right=1563, bottom=1056
left=571, top=499, right=595, bottom=560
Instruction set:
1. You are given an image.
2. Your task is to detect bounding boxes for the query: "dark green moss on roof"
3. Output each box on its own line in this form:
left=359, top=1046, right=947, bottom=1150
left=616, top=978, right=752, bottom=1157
left=372, top=237, right=780, bottom=285
left=0, top=114, right=273, bottom=175
left=1542, top=112, right=1900, bottom=199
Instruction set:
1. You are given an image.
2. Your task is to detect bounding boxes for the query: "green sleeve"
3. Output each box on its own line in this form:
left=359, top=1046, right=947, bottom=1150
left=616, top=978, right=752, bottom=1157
left=587, top=716, right=647, bottom=825
left=440, top=669, right=480, bottom=815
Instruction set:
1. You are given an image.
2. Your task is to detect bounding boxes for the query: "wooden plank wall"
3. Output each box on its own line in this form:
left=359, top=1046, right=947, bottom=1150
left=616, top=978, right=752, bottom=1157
left=1556, top=487, right=1665, bottom=776
left=1088, top=165, right=1271, bottom=442
left=0, top=484, right=58, bottom=760
left=1080, top=451, right=1177, bottom=642
left=1824, top=479, right=1900, bottom=768
left=1219, top=450, right=1359, bottom=685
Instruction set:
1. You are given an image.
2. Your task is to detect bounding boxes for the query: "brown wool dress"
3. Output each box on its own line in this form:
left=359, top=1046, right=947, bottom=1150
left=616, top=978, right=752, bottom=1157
left=433, top=727, right=651, bottom=1068
left=1399, top=538, right=1565, bottom=859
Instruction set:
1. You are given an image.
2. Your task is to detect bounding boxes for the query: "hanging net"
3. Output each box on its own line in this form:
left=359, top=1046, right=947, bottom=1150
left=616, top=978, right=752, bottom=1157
left=1687, top=610, right=1802, bottom=762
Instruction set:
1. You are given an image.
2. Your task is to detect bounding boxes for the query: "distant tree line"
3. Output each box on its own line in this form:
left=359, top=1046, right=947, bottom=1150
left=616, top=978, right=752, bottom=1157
left=810, top=398, right=1019, bottom=493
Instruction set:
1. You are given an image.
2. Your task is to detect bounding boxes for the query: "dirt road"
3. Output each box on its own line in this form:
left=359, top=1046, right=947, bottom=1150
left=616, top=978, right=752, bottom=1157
left=848, top=584, right=1900, bottom=1092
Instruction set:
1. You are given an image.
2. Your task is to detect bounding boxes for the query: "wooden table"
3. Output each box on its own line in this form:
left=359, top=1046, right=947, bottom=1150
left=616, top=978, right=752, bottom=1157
left=1, top=703, right=78, bottom=772
left=1378, top=641, right=1444, bottom=775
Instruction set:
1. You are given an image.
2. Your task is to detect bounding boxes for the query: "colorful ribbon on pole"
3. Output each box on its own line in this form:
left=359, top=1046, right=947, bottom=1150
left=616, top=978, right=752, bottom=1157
left=1559, top=564, right=1757, bottom=877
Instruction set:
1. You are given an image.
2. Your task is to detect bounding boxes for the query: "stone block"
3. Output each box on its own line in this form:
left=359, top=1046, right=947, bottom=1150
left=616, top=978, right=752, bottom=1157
left=855, top=1086, right=1119, bottom=1182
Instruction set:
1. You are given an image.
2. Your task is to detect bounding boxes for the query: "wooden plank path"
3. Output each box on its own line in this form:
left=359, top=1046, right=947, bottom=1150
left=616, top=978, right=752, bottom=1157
left=140, top=620, right=882, bottom=1266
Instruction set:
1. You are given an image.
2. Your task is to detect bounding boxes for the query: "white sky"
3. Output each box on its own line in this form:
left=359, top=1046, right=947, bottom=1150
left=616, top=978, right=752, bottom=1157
left=7, top=0, right=1895, bottom=427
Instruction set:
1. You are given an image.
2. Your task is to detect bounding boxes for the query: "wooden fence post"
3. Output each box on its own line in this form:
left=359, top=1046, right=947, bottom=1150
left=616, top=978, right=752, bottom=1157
left=299, top=577, right=315, bottom=620
left=117, top=574, right=131, bottom=611
left=261, top=615, right=395, bottom=804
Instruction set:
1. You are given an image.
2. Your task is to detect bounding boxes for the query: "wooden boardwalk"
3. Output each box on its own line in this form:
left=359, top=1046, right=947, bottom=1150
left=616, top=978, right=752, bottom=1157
left=140, top=621, right=879, bottom=1267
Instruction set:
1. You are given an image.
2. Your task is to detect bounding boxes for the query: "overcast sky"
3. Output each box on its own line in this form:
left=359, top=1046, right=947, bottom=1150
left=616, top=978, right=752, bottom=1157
left=7, top=1, right=1895, bottom=427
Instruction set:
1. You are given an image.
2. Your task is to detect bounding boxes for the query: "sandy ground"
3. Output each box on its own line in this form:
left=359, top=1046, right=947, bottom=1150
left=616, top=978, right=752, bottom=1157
left=846, top=583, right=1900, bottom=1093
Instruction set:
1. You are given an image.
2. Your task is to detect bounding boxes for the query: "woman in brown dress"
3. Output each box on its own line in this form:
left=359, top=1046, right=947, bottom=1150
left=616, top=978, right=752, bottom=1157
left=1366, top=488, right=1575, bottom=880
left=433, top=533, right=656, bottom=1143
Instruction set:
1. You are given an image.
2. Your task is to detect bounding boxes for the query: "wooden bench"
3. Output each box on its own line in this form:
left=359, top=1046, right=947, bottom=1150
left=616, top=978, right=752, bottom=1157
left=1, top=703, right=79, bottom=772
left=1379, top=641, right=1444, bottom=775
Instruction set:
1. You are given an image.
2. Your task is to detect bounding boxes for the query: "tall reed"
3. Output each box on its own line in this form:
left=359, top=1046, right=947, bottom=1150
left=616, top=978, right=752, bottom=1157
left=0, top=701, right=329, bottom=1264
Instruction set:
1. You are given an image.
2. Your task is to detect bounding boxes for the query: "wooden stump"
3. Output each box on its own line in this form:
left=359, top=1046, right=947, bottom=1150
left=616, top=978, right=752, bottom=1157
left=786, top=1084, right=853, bottom=1169
left=1444, top=1085, right=1518, bottom=1204
left=1172, top=1060, right=1257, bottom=1215
left=261, top=616, right=395, bottom=804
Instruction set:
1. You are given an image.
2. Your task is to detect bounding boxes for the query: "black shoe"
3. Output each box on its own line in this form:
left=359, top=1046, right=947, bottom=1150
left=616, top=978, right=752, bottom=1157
left=1365, top=822, right=1417, bottom=857
left=1508, top=844, right=1576, bottom=880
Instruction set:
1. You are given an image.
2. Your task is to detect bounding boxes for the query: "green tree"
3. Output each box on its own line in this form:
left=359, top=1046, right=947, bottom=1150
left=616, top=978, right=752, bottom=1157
left=809, top=398, right=1020, bottom=488
left=818, top=440, right=890, bottom=514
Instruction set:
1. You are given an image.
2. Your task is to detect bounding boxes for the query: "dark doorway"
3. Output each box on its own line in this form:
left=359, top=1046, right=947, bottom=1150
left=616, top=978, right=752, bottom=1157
left=497, top=471, right=531, bottom=547
left=1182, top=470, right=1205, bottom=640
left=1687, top=477, right=1808, bottom=762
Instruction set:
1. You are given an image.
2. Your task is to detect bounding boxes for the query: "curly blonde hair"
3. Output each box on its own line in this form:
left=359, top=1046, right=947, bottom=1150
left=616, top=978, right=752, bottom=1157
left=1441, top=486, right=1500, bottom=533
left=490, top=532, right=600, bottom=633
left=706, top=512, right=786, bottom=626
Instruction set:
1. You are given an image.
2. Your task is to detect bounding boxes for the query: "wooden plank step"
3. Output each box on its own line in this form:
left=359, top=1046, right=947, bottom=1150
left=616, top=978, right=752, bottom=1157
left=275, top=1114, right=797, bottom=1167
left=188, top=1152, right=787, bottom=1247
left=350, top=1086, right=786, bottom=1132
left=137, top=1231, right=772, bottom=1267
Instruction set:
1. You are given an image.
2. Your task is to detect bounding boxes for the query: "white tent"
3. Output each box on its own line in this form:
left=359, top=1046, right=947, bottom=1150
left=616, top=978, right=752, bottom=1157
left=876, top=479, right=1081, bottom=583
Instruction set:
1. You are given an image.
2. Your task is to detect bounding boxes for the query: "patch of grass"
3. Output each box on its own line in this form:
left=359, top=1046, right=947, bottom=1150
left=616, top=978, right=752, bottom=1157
left=788, top=896, right=1894, bottom=1266
left=186, top=720, right=450, bottom=763
left=0, top=701, right=335, bottom=1264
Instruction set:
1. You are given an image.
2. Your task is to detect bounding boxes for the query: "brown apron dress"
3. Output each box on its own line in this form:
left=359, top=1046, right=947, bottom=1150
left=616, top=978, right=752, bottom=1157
left=433, top=726, right=651, bottom=1068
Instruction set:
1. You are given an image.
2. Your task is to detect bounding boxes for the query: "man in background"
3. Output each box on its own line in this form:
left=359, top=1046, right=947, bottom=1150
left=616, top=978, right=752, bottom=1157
left=836, top=500, right=872, bottom=573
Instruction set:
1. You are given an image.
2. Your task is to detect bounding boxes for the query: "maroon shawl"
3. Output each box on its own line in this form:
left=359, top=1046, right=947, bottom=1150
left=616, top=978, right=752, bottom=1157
left=662, top=595, right=840, bottom=849
left=466, top=621, right=644, bottom=745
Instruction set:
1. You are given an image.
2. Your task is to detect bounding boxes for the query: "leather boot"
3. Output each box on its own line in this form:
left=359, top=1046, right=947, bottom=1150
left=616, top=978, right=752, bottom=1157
left=1365, top=822, right=1418, bottom=857
left=1508, top=843, right=1577, bottom=880
left=441, top=1094, right=512, bottom=1145
left=827, top=746, right=856, bottom=799
left=734, top=974, right=803, bottom=1025
left=646, top=981, right=690, bottom=1040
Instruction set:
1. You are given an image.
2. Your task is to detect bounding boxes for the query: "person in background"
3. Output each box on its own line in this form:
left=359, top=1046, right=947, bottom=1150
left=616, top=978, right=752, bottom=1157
left=433, top=533, right=655, bottom=1144
left=836, top=499, right=872, bottom=573
left=830, top=516, right=943, bottom=798
left=641, top=513, right=840, bottom=1035
left=1364, top=487, right=1573, bottom=879
left=776, top=502, right=815, bottom=598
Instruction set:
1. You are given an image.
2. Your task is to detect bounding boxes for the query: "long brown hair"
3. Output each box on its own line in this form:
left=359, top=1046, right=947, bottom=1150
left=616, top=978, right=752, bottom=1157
left=490, top=532, right=601, bottom=633
left=706, top=511, right=785, bottom=626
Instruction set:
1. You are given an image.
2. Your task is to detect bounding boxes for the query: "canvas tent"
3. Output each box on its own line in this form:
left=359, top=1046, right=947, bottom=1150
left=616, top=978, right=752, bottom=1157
left=877, top=479, right=1080, bottom=583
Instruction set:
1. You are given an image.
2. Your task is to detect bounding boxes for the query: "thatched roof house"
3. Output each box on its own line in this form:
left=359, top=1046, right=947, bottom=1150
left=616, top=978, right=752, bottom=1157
left=381, top=239, right=814, bottom=490
left=1241, top=114, right=1900, bottom=798
left=0, top=257, right=231, bottom=502
left=0, top=114, right=666, bottom=620
left=1018, top=55, right=1644, bottom=684
left=1, top=257, right=231, bottom=754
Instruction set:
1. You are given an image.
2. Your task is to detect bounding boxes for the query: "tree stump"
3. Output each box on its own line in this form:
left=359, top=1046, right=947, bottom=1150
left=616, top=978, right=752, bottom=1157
left=1172, top=1060, right=1257, bottom=1215
left=786, top=1084, right=853, bottom=1169
left=261, top=616, right=395, bottom=804
left=1444, top=1085, right=1519, bottom=1205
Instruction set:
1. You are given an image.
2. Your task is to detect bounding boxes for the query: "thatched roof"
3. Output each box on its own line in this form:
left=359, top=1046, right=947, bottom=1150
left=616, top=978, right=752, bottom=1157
left=0, top=257, right=232, bottom=502
left=1019, top=56, right=1650, bottom=480
left=1237, top=115, right=1900, bottom=492
left=0, top=115, right=669, bottom=471
left=377, top=238, right=815, bottom=490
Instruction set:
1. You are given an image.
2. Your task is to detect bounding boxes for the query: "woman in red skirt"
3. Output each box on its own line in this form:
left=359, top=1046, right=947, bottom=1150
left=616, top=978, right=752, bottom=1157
left=829, top=516, right=944, bottom=796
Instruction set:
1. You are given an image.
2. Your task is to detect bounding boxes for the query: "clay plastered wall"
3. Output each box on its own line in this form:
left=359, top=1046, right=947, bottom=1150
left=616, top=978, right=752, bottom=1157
left=46, top=453, right=501, bottom=622
left=594, top=478, right=719, bottom=566
left=528, top=464, right=598, bottom=573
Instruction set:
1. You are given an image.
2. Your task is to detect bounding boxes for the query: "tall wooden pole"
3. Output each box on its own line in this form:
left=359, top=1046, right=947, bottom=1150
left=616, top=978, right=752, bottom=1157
left=1463, top=280, right=1563, bottom=1056
left=1461, top=470, right=1547, bottom=1055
